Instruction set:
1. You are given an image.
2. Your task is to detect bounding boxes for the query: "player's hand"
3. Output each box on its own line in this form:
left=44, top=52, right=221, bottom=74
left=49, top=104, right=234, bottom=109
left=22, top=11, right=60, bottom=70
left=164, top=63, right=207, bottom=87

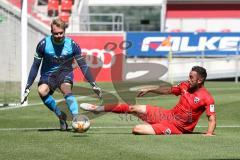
left=178, top=81, right=190, bottom=94
left=92, top=85, right=102, bottom=100
left=21, top=88, right=30, bottom=105
left=137, top=89, right=149, bottom=97
left=203, top=133, right=215, bottom=136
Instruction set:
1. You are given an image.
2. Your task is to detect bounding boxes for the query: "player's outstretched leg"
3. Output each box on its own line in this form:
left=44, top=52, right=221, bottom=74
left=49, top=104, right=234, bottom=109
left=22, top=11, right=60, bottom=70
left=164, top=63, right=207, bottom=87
left=80, top=103, right=132, bottom=113
left=80, top=103, right=105, bottom=112
left=80, top=103, right=146, bottom=114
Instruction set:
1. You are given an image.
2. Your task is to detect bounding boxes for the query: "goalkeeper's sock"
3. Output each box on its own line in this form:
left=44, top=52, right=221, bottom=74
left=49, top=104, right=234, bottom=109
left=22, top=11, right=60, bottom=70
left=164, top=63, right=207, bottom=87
left=104, top=103, right=130, bottom=113
left=64, top=93, right=78, bottom=115
left=41, top=94, right=61, bottom=116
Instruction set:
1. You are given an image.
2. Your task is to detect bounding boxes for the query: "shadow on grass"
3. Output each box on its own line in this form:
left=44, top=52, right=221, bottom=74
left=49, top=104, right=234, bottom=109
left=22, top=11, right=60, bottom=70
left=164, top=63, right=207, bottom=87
left=186, top=131, right=205, bottom=134
left=72, top=134, right=89, bottom=137
left=87, top=132, right=131, bottom=135
left=38, top=128, right=71, bottom=132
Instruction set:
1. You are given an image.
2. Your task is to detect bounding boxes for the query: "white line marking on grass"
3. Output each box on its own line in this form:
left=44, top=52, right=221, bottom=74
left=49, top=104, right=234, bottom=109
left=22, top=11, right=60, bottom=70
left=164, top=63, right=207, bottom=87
left=0, top=125, right=240, bottom=131
left=0, top=88, right=130, bottom=111
left=0, top=89, right=125, bottom=111
left=0, top=96, right=91, bottom=111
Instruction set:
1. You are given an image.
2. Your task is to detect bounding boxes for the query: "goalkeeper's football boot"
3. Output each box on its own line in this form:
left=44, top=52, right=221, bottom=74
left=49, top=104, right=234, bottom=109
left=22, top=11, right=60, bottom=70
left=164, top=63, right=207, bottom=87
left=72, top=114, right=78, bottom=122
left=59, top=112, right=68, bottom=131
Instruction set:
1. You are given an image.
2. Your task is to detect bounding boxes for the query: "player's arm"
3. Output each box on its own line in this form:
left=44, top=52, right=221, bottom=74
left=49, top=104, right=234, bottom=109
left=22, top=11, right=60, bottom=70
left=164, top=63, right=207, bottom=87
left=25, top=57, right=42, bottom=88
left=204, top=98, right=216, bottom=136
left=21, top=40, right=44, bottom=104
left=72, top=41, right=102, bottom=99
left=137, top=81, right=189, bottom=97
left=205, top=114, right=216, bottom=136
left=21, top=57, right=42, bottom=104
left=137, top=85, right=172, bottom=97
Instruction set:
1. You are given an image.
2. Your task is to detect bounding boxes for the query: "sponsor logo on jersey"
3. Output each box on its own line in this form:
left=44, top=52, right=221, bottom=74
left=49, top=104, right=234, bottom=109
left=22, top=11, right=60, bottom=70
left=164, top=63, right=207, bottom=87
left=210, top=104, right=215, bottom=112
left=194, top=97, right=200, bottom=104
left=164, top=128, right=172, bottom=135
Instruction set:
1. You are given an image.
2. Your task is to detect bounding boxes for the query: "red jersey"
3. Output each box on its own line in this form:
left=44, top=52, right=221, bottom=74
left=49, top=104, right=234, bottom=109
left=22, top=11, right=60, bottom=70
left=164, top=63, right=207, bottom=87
left=170, top=82, right=215, bottom=133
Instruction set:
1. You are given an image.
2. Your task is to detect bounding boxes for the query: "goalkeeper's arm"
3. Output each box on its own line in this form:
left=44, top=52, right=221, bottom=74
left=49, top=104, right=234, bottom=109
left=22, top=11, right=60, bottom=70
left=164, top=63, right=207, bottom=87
left=26, top=57, right=41, bottom=88
left=72, top=41, right=102, bottom=99
left=75, top=55, right=102, bottom=99
left=21, top=58, right=41, bottom=104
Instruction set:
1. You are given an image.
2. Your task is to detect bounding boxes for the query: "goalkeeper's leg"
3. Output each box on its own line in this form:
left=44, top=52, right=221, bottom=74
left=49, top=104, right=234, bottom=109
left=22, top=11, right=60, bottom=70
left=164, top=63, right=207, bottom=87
left=38, top=84, right=68, bottom=131
left=60, top=83, right=79, bottom=122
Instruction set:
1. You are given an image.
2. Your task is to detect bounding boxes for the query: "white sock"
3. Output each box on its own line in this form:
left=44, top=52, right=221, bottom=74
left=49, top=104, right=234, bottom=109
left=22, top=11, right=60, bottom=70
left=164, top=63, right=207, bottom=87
left=95, top=105, right=104, bottom=112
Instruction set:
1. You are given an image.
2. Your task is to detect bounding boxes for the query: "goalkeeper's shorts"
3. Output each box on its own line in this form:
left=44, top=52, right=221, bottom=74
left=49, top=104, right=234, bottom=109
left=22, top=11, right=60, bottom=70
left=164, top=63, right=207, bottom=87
left=38, top=71, right=73, bottom=94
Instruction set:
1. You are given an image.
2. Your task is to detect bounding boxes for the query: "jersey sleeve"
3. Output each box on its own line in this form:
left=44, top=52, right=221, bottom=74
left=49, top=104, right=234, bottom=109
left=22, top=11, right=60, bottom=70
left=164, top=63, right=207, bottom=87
left=26, top=39, right=45, bottom=89
left=72, top=40, right=81, bottom=56
left=171, top=81, right=190, bottom=96
left=35, top=38, right=45, bottom=59
left=171, top=86, right=181, bottom=96
left=205, top=96, right=215, bottom=116
left=72, top=40, right=96, bottom=85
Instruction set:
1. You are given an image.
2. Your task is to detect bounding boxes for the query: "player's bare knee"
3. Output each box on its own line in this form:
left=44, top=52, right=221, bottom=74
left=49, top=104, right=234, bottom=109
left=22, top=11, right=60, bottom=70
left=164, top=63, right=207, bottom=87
left=38, top=85, right=50, bottom=97
left=60, top=83, right=72, bottom=94
left=132, top=125, right=142, bottom=135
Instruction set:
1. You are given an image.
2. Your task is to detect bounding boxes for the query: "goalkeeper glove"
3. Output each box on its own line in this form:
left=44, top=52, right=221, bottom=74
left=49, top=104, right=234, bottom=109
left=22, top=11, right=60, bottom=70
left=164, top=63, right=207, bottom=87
left=90, top=82, right=102, bottom=99
left=21, top=85, right=30, bottom=105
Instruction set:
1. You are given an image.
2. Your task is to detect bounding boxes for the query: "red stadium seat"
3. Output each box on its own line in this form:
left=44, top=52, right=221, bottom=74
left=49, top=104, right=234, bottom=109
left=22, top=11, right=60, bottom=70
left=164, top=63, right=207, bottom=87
left=61, top=0, right=73, bottom=13
left=48, top=0, right=59, bottom=17
left=59, top=11, right=70, bottom=24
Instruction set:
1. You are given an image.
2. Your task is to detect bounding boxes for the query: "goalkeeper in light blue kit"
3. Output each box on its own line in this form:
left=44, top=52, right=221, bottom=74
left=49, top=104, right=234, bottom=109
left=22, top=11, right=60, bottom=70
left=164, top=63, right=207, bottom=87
left=21, top=18, right=102, bottom=131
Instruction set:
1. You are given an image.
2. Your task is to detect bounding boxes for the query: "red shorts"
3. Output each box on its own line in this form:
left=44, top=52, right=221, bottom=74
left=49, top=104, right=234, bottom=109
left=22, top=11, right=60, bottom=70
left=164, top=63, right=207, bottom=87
left=138, top=105, right=182, bottom=135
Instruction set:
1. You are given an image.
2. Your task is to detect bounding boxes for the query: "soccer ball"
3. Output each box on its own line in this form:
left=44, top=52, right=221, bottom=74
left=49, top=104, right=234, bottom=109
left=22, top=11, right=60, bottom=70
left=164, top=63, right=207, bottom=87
left=72, top=115, right=91, bottom=133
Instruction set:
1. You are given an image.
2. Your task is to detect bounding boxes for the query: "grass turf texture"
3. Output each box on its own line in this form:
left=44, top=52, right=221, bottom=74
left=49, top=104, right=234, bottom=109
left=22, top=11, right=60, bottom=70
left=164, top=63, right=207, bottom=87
left=0, top=81, right=240, bottom=160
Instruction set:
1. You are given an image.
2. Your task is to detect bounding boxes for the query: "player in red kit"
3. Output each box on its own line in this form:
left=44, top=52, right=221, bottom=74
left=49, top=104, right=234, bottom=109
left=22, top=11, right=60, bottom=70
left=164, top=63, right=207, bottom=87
left=80, top=66, right=216, bottom=136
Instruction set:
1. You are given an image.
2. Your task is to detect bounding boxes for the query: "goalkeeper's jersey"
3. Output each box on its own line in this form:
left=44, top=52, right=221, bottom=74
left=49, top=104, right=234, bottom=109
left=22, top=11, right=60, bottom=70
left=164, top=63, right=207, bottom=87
left=35, top=36, right=80, bottom=76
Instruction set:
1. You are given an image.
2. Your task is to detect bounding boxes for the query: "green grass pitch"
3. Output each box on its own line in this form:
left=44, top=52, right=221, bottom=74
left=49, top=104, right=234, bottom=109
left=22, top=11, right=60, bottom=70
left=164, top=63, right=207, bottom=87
left=0, top=81, right=240, bottom=160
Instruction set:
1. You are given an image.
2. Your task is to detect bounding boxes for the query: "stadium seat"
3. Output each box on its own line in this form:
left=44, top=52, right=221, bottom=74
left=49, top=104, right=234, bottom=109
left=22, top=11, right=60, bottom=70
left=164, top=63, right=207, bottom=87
left=59, top=11, right=70, bottom=25
left=48, top=0, right=59, bottom=17
left=61, top=0, right=73, bottom=13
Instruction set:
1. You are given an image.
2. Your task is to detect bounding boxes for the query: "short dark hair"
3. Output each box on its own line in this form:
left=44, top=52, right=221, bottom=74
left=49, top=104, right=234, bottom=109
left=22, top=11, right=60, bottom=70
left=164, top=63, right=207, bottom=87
left=191, top=66, right=207, bottom=83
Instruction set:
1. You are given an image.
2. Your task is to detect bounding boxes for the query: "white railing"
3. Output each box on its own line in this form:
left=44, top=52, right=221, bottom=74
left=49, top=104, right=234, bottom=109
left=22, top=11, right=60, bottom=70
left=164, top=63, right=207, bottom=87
left=68, top=13, right=124, bottom=32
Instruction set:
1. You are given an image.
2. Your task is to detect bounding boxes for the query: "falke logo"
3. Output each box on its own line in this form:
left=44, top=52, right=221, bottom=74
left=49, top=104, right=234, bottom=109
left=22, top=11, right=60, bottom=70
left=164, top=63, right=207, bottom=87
left=141, top=36, right=240, bottom=52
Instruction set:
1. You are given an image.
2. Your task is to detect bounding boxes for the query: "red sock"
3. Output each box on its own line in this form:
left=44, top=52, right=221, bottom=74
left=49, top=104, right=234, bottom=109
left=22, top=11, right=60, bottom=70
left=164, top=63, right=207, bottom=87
left=104, top=103, right=130, bottom=113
